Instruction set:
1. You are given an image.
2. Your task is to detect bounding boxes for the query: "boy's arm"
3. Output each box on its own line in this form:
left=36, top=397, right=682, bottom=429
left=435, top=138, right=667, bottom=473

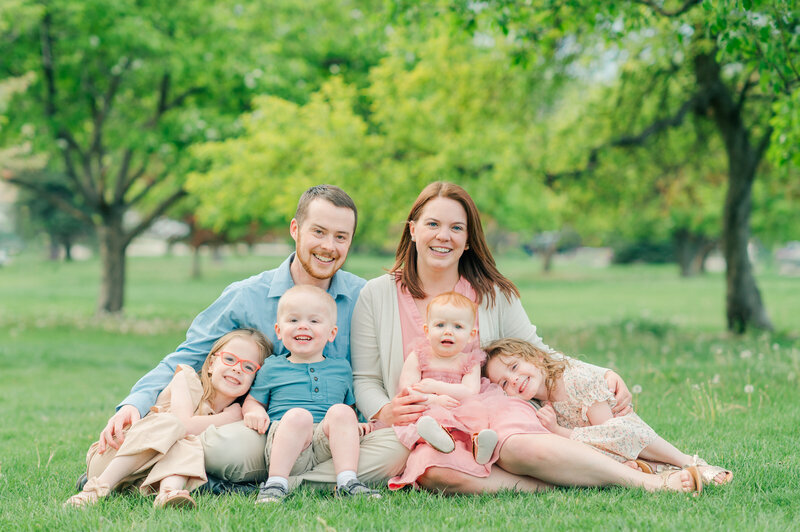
left=242, top=394, right=270, bottom=434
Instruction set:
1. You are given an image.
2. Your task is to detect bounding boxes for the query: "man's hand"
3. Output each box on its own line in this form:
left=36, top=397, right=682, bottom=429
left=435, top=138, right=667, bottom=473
left=97, top=404, right=140, bottom=454
left=376, top=387, right=427, bottom=426
left=358, top=422, right=374, bottom=437
left=605, top=370, right=633, bottom=416
left=243, top=408, right=269, bottom=434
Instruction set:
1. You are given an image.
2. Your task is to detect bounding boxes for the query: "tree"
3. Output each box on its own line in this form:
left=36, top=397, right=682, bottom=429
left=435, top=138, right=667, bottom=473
left=448, top=0, right=799, bottom=332
left=14, top=170, right=93, bottom=260
left=187, top=26, right=570, bottom=252
left=0, top=0, right=387, bottom=313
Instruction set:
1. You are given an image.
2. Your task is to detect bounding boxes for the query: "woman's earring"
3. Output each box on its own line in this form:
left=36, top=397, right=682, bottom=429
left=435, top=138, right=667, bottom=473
left=411, top=236, right=416, bottom=242
left=465, top=244, right=469, bottom=250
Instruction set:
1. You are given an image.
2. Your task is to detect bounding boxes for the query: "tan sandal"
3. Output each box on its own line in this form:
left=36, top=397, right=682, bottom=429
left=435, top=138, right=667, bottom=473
left=685, top=455, right=733, bottom=486
left=658, top=465, right=703, bottom=496
left=63, top=477, right=111, bottom=508
left=154, top=488, right=196, bottom=509
left=633, top=459, right=654, bottom=474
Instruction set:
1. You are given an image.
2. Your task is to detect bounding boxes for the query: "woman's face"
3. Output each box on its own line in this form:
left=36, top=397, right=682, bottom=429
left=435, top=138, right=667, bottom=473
left=409, top=197, right=469, bottom=274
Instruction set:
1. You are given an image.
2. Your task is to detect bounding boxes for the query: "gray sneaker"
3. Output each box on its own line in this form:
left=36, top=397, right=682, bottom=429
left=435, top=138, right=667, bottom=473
left=255, top=482, right=289, bottom=504
left=335, top=479, right=382, bottom=499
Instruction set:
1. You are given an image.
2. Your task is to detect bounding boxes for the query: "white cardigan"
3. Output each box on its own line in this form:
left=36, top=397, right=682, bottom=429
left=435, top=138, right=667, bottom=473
left=351, top=274, right=552, bottom=420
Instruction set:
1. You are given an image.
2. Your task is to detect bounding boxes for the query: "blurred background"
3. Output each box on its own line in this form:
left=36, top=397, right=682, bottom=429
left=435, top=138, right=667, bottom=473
left=1, top=0, right=798, bottom=333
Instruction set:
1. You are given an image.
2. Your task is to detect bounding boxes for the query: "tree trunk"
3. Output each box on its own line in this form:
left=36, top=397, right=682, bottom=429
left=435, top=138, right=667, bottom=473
left=694, top=49, right=773, bottom=332
left=541, top=238, right=559, bottom=274
left=97, top=216, right=127, bottom=315
left=722, top=153, right=772, bottom=332
left=673, top=228, right=712, bottom=277
left=191, top=245, right=202, bottom=279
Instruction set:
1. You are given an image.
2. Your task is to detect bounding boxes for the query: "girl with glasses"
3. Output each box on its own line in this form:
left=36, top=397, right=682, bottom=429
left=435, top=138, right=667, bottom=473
left=65, top=328, right=270, bottom=509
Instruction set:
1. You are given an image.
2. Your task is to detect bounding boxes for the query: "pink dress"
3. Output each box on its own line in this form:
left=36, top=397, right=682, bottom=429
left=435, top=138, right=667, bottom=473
left=389, top=280, right=549, bottom=490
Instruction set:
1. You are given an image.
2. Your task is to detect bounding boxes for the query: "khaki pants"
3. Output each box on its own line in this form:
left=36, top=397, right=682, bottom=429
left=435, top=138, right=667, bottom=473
left=201, top=421, right=409, bottom=488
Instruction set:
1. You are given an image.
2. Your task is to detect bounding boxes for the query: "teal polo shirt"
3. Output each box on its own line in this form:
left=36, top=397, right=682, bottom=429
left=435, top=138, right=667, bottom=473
left=250, top=354, right=355, bottom=423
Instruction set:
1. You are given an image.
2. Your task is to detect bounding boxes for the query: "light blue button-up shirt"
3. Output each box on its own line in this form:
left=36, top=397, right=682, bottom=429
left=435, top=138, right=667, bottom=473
left=119, top=253, right=366, bottom=417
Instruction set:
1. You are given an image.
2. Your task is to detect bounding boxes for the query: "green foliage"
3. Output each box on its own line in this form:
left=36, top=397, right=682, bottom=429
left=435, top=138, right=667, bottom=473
left=188, top=24, right=570, bottom=250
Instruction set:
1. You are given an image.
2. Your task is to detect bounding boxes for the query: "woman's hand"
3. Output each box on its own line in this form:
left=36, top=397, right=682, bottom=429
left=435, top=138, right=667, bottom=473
left=604, top=371, right=633, bottom=416
left=376, top=387, right=428, bottom=426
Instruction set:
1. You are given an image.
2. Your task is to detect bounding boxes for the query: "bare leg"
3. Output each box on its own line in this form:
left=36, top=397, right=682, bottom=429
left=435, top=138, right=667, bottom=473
left=321, top=404, right=360, bottom=474
left=96, top=450, right=158, bottom=489
left=638, top=436, right=693, bottom=468
left=419, top=464, right=552, bottom=494
left=497, top=434, right=695, bottom=493
left=158, top=474, right=188, bottom=493
left=269, top=408, right=313, bottom=478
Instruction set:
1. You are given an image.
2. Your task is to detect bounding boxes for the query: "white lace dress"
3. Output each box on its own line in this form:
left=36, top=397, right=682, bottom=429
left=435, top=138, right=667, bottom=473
left=551, top=359, right=657, bottom=462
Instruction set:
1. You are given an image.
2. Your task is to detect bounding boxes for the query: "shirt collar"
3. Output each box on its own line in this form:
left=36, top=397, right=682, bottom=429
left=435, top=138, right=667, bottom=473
left=268, top=252, right=351, bottom=300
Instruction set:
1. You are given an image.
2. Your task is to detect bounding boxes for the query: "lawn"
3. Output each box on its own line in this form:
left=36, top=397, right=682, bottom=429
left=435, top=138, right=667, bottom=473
left=1, top=251, right=799, bottom=531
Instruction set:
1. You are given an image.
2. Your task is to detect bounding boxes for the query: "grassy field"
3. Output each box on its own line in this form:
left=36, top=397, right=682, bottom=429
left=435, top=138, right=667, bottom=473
left=1, top=251, right=799, bottom=531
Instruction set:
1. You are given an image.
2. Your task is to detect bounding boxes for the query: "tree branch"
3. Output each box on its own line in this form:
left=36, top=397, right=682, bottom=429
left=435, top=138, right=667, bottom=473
left=4, top=175, right=94, bottom=225
left=124, top=187, right=187, bottom=246
left=545, top=94, right=702, bottom=185
left=632, top=0, right=702, bottom=17
left=126, top=168, right=172, bottom=208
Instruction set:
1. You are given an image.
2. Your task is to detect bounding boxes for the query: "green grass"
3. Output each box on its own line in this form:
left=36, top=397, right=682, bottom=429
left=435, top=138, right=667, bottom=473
left=1, top=252, right=799, bottom=530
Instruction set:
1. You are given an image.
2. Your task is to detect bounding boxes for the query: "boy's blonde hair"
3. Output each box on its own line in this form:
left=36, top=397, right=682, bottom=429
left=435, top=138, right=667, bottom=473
left=199, top=328, right=272, bottom=407
left=483, top=338, right=567, bottom=400
left=426, top=291, right=477, bottom=325
left=277, top=285, right=337, bottom=323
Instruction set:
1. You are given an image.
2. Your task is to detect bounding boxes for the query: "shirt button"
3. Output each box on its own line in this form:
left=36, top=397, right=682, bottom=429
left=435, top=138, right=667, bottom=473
left=314, top=387, right=319, bottom=392
left=310, top=368, right=315, bottom=373
left=314, top=377, right=318, bottom=381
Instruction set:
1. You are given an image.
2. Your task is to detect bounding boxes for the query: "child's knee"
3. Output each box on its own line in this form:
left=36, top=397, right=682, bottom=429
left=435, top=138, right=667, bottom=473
left=325, top=404, right=357, bottom=425
left=281, top=408, right=314, bottom=430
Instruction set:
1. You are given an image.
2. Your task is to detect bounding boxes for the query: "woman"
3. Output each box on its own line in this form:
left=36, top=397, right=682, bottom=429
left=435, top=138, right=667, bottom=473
left=351, top=182, right=704, bottom=494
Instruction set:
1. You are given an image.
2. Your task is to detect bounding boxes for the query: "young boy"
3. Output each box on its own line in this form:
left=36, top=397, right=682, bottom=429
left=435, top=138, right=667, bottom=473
left=242, top=285, right=381, bottom=503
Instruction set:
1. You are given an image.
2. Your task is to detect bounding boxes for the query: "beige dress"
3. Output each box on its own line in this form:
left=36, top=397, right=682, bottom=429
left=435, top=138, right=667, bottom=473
left=552, top=359, right=657, bottom=462
left=85, top=364, right=213, bottom=494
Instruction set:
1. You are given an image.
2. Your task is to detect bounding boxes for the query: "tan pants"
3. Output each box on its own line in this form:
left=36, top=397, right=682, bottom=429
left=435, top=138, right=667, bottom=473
left=87, top=412, right=207, bottom=494
left=201, top=421, right=409, bottom=488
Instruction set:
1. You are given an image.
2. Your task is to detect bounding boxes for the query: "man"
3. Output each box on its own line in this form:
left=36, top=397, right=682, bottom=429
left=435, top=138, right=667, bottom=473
left=92, top=185, right=408, bottom=489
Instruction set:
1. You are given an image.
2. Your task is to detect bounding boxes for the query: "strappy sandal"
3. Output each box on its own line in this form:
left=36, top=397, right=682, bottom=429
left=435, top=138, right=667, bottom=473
left=685, top=455, right=733, bottom=486
left=154, top=488, right=197, bottom=509
left=63, top=477, right=111, bottom=508
left=658, top=465, right=703, bottom=496
left=633, top=460, right=654, bottom=474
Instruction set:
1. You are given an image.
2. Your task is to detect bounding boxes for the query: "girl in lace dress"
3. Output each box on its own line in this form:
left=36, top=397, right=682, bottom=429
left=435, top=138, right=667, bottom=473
left=484, top=338, right=733, bottom=486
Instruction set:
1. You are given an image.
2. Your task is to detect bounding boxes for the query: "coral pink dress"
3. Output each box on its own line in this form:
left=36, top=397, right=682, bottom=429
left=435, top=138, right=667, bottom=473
left=389, top=281, right=549, bottom=490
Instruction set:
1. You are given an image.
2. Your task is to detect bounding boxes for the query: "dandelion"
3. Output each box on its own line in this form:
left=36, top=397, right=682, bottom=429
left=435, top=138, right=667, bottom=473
left=740, top=350, right=752, bottom=359
left=89, top=35, right=100, bottom=47
left=787, top=372, right=796, bottom=382
left=712, top=374, right=721, bottom=385
left=773, top=343, right=780, bottom=351
left=745, top=384, right=754, bottom=408
left=632, top=384, right=642, bottom=394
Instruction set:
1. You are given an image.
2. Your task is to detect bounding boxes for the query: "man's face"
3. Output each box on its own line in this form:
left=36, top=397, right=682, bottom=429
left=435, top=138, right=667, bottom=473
left=290, top=199, right=355, bottom=282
